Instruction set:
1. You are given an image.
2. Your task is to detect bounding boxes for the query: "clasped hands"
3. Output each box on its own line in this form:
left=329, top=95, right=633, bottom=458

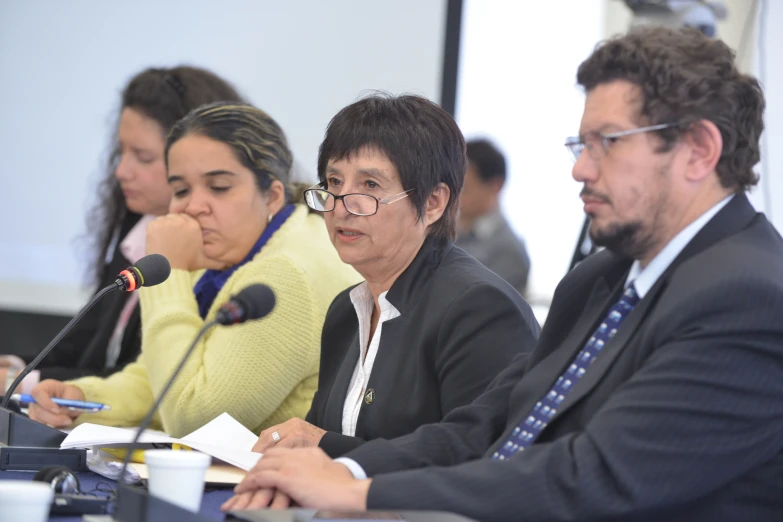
left=223, top=418, right=369, bottom=511
left=221, top=446, right=371, bottom=512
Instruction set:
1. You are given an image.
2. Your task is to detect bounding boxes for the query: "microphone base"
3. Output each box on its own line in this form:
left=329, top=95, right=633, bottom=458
left=0, top=406, right=66, bottom=447
left=114, top=485, right=215, bottom=522
left=0, top=446, right=88, bottom=471
left=0, top=406, right=88, bottom=471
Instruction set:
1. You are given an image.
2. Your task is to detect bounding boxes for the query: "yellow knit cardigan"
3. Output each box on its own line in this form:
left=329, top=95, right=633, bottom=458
left=70, top=205, right=361, bottom=437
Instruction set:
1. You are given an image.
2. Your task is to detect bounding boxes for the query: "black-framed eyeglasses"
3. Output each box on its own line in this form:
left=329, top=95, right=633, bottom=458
left=304, top=185, right=415, bottom=216
left=564, top=123, right=680, bottom=162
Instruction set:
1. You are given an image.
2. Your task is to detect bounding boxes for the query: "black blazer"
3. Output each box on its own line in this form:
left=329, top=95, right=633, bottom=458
left=37, top=213, right=143, bottom=380
left=306, top=236, right=540, bottom=457
left=346, top=194, right=783, bottom=522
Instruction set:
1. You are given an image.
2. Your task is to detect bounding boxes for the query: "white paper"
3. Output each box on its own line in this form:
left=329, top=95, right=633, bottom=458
left=180, top=413, right=258, bottom=450
left=60, top=412, right=262, bottom=471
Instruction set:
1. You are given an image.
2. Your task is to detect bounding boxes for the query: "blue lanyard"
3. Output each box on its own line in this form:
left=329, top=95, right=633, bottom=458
left=193, top=204, right=295, bottom=319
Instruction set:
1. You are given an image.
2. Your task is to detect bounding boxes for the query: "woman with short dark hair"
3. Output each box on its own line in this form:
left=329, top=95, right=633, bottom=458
left=251, top=94, right=540, bottom=458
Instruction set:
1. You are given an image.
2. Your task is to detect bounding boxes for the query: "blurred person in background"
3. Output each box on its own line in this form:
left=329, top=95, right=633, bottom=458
left=0, top=66, right=244, bottom=395
left=29, top=102, right=361, bottom=436
left=456, top=139, right=530, bottom=296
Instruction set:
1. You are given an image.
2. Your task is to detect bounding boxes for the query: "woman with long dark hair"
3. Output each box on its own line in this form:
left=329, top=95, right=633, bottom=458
left=0, top=66, right=243, bottom=393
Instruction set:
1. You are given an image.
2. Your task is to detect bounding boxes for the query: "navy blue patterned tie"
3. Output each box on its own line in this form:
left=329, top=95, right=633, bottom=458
left=492, top=284, right=640, bottom=460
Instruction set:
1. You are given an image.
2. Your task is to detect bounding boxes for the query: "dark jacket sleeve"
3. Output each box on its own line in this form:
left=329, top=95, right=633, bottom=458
left=433, top=281, right=538, bottom=417
left=362, top=276, right=783, bottom=522
left=345, top=352, right=528, bottom=474
left=319, top=432, right=366, bottom=456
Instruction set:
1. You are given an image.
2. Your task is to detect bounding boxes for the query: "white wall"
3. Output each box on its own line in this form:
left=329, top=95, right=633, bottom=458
left=456, top=0, right=781, bottom=317
left=0, top=0, right=448, bottom=314
left=605, top=0, right=779, bottom=221
left=756, top=0, right=783, bottom=233
left=455, top=0, right=606, bottom=311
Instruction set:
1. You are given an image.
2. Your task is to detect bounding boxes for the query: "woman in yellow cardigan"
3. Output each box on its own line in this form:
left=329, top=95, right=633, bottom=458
left=28, top=103, right=361, bottom=437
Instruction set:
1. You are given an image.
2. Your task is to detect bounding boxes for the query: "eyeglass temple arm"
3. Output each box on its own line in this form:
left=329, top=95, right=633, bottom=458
left=380, top=189, right=415, bottom=204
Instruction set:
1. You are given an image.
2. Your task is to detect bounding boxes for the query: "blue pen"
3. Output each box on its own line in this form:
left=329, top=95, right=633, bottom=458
left=11, top=394, right=111, bottom=412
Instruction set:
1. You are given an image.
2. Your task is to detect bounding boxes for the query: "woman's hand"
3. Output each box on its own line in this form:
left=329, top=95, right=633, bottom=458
left=27, top=379, right=86, bottom=428
left=252, top=418, right=327, bottom=453
left=146, top=214, right=226, bottom=271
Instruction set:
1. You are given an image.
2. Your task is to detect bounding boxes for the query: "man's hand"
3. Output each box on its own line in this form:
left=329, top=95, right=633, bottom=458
left=27, top=379, right=85, bottom=428
left=221, top=447, right=371, bottom=512
left=253, top=418, right=327, bottom=453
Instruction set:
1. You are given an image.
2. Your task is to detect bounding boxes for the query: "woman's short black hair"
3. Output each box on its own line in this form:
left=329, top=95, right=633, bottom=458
left=317, top=93, right=466, bottom=241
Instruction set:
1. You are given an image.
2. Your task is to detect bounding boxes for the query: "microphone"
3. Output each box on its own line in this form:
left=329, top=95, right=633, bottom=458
left=0, top=254, right=171, bottom=411
left=115, top=253, right=171, bottom=292
left=115, top=284, right=275, bottom=520
left=216, top=283, right=276, bottom=325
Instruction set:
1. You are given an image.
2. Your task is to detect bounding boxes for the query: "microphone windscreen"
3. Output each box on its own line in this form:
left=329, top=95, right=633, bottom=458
left=134, top=254, right=171, bottom=287
left=234, top=284, right=276, bottom=321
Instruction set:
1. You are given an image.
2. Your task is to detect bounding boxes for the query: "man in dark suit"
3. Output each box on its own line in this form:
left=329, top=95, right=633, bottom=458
left=223, top=27, right=783, bottom=521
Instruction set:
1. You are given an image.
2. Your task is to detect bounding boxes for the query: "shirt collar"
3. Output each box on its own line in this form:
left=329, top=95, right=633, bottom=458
left=626, top=195, right=734, bottom=298
left=467, top=209, right=505, bottom=240
left=384, top=235, right=452, bottom=314
left=349, top=282, right=400, bottom=320
left=119, top=214, right=156, bottom=265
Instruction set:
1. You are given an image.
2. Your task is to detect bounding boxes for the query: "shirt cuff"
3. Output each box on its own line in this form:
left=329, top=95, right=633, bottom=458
left=19, top=370, right=40, bottom=394
left=334, top=457, right=368, bottom=480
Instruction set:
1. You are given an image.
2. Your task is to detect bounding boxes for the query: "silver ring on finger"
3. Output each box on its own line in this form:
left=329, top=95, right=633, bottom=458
left=272, top=431, right=281, bottom=444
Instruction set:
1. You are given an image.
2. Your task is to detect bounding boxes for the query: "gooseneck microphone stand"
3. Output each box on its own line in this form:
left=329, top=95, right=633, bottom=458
left=0, top=285, right=122, bottom=471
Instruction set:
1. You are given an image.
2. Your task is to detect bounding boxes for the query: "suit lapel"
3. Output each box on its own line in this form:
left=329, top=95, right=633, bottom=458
left=493, top=274, right=619, bottom=452
left=534, top=194, right=760, bottom=432
left=528, top=276, right=615, bottom=375
left=553, top=194, right=759, bottom=418
left=554, top=277, right=664, bottom=418
left=354, top=316, right=411, bottom=437
left=321, top=331, right=361, bottom=433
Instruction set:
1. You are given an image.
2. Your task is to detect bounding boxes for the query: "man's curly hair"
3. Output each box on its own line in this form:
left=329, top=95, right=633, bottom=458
left=576, top=26, right=765, bottom=192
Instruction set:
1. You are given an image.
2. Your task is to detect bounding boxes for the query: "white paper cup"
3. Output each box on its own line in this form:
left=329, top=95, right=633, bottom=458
left=144, top=450, right=211, bottom=513
left=0, top=480, right=54, bottom=522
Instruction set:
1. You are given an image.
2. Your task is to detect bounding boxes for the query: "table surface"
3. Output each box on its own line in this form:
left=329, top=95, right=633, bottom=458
left=0, top=468, right=235, bottom=521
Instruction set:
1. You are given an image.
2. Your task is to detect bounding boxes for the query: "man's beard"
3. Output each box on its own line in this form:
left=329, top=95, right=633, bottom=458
left=590, top=219, right=655, bottom=260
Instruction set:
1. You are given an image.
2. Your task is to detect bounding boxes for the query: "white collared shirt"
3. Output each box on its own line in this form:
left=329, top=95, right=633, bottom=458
left=342, top=282, right=401, bottom=437
left=337, top=194, right=736, bottom=479
left=626, top=195, right=733, bottom=296
left=105, top=214, right=155, bottom=369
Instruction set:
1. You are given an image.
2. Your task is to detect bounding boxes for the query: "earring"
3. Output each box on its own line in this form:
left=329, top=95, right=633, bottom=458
left=267, top=213, right=274, bottom=224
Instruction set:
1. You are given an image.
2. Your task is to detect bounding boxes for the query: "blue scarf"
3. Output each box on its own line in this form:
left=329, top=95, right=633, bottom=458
left=193, top=204, right=296, bottom=319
